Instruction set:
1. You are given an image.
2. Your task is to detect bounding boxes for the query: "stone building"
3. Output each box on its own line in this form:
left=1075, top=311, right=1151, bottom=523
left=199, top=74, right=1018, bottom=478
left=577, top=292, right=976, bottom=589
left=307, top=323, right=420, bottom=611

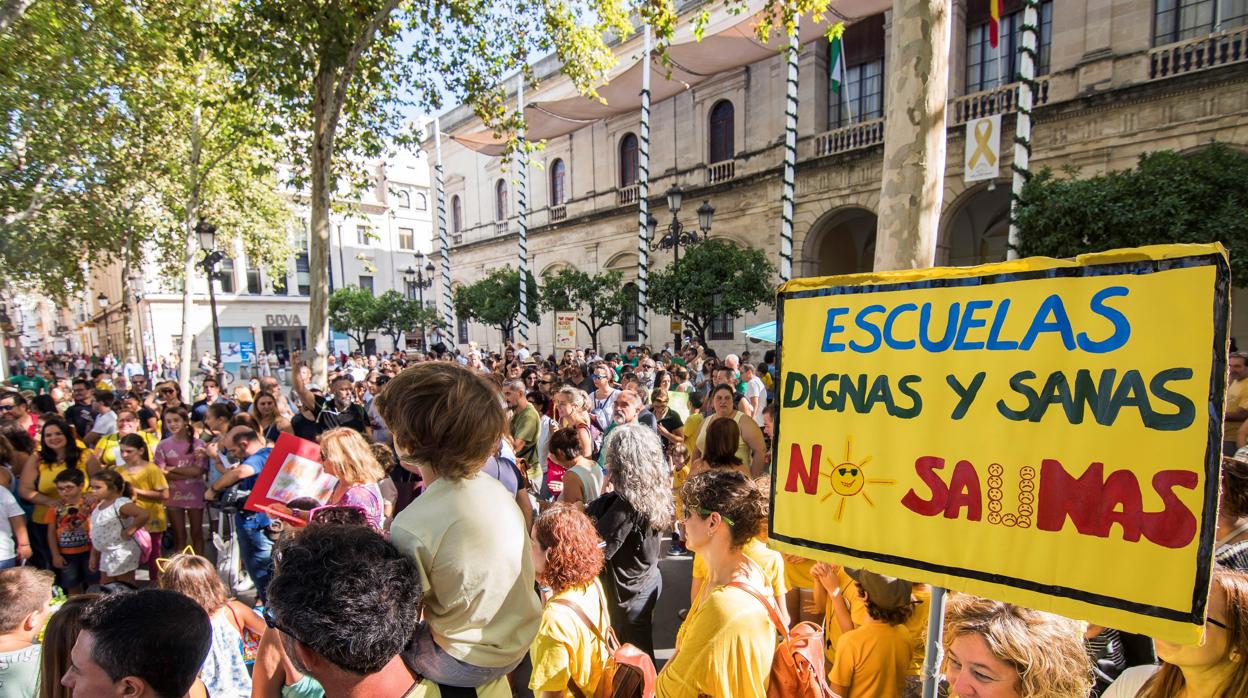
left=431, top=0, right=1248, bottom=355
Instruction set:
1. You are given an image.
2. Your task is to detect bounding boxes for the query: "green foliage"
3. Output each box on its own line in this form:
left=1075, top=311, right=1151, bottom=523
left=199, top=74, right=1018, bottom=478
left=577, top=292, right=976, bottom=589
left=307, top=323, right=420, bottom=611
left=0, top=0, right=291, bottom=299
left=454, top=266, right=540, bottom=343
left=649, top=239, right=775, bottom=344
left=539, top=267, right=630, bottom=352
left=1014, top=144, right=1248, bottom=284
left=376, top=289, right=443, bottom=348
left=329, top=286, right=386, bottom=347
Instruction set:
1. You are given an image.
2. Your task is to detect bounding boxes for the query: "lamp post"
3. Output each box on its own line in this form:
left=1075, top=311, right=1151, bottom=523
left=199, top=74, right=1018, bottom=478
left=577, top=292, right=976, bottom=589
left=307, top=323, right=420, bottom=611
left=196, top=219, right=225, bottom=384
left=96, top=292, right=110, bottom=356
left=404, top=251, right=436, bottom=350
left=128, top=274, right=149, bottom=378
left=648, top=184, right=714, bottom=351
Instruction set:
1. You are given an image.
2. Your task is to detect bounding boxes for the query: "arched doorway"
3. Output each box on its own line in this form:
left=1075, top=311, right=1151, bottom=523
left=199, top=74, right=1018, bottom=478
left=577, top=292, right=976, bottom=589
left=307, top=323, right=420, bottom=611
left=939, top=184, right=1011, bottom=267
left=802, top=207, right=878, bottom=277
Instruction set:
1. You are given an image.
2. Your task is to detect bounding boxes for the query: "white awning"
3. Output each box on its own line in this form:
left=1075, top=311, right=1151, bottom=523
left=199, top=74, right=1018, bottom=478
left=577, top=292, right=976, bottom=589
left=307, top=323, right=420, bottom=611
left=450, top=0, right=889, bottom=156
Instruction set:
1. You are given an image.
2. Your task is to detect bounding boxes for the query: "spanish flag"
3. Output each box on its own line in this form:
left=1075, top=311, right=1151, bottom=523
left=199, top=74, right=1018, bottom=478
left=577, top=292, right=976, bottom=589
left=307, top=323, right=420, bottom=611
left=988, top=0, right=1002, bottom=48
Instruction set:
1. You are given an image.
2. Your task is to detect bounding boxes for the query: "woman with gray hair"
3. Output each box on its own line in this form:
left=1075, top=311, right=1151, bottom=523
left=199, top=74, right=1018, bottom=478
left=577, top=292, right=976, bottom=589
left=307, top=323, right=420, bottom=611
left=586, top=422, right=674, bottom=657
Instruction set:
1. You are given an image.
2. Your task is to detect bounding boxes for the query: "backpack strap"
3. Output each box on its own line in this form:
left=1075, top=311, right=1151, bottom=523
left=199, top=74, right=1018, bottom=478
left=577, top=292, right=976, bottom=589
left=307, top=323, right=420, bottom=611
left=550, top=597, right=619, bottom=651
left=726, top=581, right=791, bottom=642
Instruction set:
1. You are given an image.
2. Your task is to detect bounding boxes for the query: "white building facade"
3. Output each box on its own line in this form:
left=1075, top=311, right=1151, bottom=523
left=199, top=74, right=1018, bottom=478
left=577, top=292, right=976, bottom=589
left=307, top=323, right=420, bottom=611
left=78, top=150, right=434, bottom=376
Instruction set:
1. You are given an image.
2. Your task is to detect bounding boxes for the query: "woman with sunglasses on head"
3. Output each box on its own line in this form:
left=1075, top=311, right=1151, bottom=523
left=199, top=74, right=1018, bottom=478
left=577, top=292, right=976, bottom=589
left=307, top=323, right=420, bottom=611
left=318, top=428, right=386, bottom=531
left=656, top=469, right=775, bottom=697
left=1105, top=568, right=1248, bottom=697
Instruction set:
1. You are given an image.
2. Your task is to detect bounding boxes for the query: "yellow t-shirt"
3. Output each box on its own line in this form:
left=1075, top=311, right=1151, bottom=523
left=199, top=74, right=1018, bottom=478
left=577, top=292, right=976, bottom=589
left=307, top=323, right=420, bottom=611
left=904, top=587, right=931, bottom=677
left=117, top=463, right=169, bottom=532
left=692, top=539, right=786, bottom=600
left=390, top=473, right=542, bottom=668
left=682, top=413, right=704, bottom=466
left=33, top=447, right=91, bottom=524
left=828, top=621, right=913, bottom=698
left=96, top=432, right=160, bottom=468
left=529, top=580, right=612, bottom=697
left=823, top=569, right=870, bottom=666
left=407, top=677, right=511, bottom=697
left=1227, top=377, right=1248, bottom=441
left=784, top=555, right=817, bottom=590
left=658, top=583, right=777, bottom=698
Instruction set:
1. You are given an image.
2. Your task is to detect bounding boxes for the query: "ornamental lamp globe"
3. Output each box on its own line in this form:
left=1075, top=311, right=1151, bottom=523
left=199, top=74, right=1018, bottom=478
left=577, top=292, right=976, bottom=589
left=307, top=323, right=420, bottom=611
left=665, top=184, right=684, bottom=214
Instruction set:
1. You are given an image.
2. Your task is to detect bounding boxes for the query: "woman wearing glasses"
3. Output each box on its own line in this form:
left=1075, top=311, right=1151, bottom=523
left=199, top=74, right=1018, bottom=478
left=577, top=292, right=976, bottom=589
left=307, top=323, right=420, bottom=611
left=1106, top=568, right=1248, bottom=697
left=655, top=469, right=775, bottom=697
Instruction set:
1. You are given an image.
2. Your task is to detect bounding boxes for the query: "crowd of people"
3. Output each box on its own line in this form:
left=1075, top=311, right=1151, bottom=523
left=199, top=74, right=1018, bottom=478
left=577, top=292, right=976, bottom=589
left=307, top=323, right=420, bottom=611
left=0, top=340, right=1246, bottom=697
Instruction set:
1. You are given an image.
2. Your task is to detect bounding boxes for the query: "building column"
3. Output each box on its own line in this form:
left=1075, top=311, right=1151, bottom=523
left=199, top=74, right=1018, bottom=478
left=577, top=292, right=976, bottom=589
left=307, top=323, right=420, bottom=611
left=873, top=0, right=951, bottom=272
left=949, top=0, right=968, bottom=99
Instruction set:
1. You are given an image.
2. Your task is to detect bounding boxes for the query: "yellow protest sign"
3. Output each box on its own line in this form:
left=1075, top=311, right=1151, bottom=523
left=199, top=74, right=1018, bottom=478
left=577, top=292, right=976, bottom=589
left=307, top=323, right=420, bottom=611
left=770, top=243, right=1229, bottom=645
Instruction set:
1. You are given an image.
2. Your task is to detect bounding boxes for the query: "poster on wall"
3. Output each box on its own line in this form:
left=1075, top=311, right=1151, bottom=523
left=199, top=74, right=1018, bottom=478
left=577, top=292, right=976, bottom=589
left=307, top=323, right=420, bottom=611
left=964, top=113, right=1001, bottom=183
left=769, top=243, right=1229, bottom=645
left=555, top=312, right=577, bottom=349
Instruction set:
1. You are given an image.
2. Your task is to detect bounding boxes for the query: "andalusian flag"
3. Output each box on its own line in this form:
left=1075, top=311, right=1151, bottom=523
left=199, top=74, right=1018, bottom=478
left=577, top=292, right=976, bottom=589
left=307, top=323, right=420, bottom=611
left=988, top=0, right=1002, bottom=48
left=828, top=24, right=845, bottom=93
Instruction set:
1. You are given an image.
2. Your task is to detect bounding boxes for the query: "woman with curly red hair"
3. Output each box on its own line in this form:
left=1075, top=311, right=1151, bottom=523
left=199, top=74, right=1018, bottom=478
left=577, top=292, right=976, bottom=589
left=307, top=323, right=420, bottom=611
left=528, top=504, right=612, bottom=697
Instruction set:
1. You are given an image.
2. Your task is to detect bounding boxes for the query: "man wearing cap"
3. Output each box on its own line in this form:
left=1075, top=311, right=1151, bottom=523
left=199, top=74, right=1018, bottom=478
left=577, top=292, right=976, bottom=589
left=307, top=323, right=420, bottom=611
left=818, top=565, right=916, bottom=698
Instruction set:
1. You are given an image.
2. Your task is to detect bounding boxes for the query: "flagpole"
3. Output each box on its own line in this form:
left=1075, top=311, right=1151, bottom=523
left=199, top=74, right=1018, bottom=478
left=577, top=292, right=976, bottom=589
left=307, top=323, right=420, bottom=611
left=516, top=75, right=530, bottom=345
left=779, top=16, right=798, bottom=283
left=1009, top=0, right=1040, bottom=260
left=433, top=117, right=454, bottom=346
left=636, top=27, right=651, bottom=347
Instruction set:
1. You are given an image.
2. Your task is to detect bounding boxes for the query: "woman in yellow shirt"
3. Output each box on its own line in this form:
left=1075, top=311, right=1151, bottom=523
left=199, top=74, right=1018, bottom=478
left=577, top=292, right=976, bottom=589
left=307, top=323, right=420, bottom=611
left=657, top=470, right=776, bottom=698
left=116, top=432, right=169, bottom=581
left=528, top=504, right=612, bottom=697
left=18, top=417, right=98, bottom=568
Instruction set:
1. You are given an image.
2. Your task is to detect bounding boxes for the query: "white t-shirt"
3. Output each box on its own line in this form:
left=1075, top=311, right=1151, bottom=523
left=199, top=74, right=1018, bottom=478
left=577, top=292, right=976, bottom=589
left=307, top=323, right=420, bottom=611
left=744, top=376, right=768, bottom=425
left=90, top=410, right=118, bottom=436
left=0, top=487, right=24, bottom=560
left=1103, top=664, right=1158, bottom=697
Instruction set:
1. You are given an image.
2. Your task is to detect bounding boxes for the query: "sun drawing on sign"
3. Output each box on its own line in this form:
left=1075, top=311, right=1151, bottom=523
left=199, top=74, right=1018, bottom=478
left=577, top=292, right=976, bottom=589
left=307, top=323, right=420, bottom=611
left=820, top=436, right=896, bottom=522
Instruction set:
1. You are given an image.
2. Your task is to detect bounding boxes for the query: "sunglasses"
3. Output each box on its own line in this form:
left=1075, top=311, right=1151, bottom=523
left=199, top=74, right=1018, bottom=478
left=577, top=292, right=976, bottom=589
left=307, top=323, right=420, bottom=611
left=262, top=607, right=307, bottom=645
left=160, top=388, right=175, bottom=393
left=0, top=404, right=13, bottom=411
left=1209, top=615, right=1229, bottom=630
left=681, top=505, right=735, bottom=526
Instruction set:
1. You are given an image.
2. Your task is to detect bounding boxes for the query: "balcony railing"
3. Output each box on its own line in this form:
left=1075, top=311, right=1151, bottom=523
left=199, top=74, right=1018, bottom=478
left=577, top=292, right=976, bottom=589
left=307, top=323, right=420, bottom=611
left=949, top=79, right=1051, bottom=127
left=1150, top=27, right=1248, bottom=79
left=550, top=204, right=567, bottom=221
left=617, top=184, right=640, bottom=206
left=707, top=160, right=736, bottom=184
left=494, top=220, right=510, bottom=237
left=813, top=117, right=886, bottom=157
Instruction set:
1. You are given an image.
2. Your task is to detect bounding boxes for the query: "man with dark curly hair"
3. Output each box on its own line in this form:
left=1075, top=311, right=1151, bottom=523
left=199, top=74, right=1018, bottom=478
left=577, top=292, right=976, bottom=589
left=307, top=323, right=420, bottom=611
left=264, top=523, right=424, bottom=697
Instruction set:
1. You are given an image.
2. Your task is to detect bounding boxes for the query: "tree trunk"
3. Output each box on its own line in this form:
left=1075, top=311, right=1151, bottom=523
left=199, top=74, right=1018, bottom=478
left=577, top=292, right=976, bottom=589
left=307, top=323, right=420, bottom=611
left=873, top=0, right=950, bottom=271
left=307, top=68, right=337, bottom=387
left=178, top=95, right=204, bottom=400
left=0, top=0, right=35, bottom=37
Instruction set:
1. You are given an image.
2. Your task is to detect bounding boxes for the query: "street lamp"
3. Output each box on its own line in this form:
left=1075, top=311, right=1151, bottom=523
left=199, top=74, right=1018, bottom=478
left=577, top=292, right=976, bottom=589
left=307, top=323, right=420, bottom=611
left=649, top=184, right=714, bottom=351
left=128, top=274, right=149, bottom=378
left=404, top=252, right=435, bottom=350
left=196, top=218, right=224, bottom=383
left=97, top=292, right=110, bottom=355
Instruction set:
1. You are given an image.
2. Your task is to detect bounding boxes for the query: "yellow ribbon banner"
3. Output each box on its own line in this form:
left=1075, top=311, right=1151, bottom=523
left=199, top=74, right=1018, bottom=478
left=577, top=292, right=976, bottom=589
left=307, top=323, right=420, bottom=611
left=969, top=118, right=997, bottom=169
left=770, top=243, right=1229, bottom=645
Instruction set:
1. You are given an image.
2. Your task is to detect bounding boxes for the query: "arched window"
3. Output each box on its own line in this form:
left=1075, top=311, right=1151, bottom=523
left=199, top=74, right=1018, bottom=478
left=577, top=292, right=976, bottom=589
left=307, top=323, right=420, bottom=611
left=495, top=179, right=508, bottom=221
left=451, top=195, right=463, bottom=232
left=414, top=192, right=428, bottom=210
left=394, top=190, right=411, bottom=208
left=708, top=100, right=735, bottom=164
left=550, top=159, right=567, bottom=206
left=619, top=133, right=638, bottom=187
